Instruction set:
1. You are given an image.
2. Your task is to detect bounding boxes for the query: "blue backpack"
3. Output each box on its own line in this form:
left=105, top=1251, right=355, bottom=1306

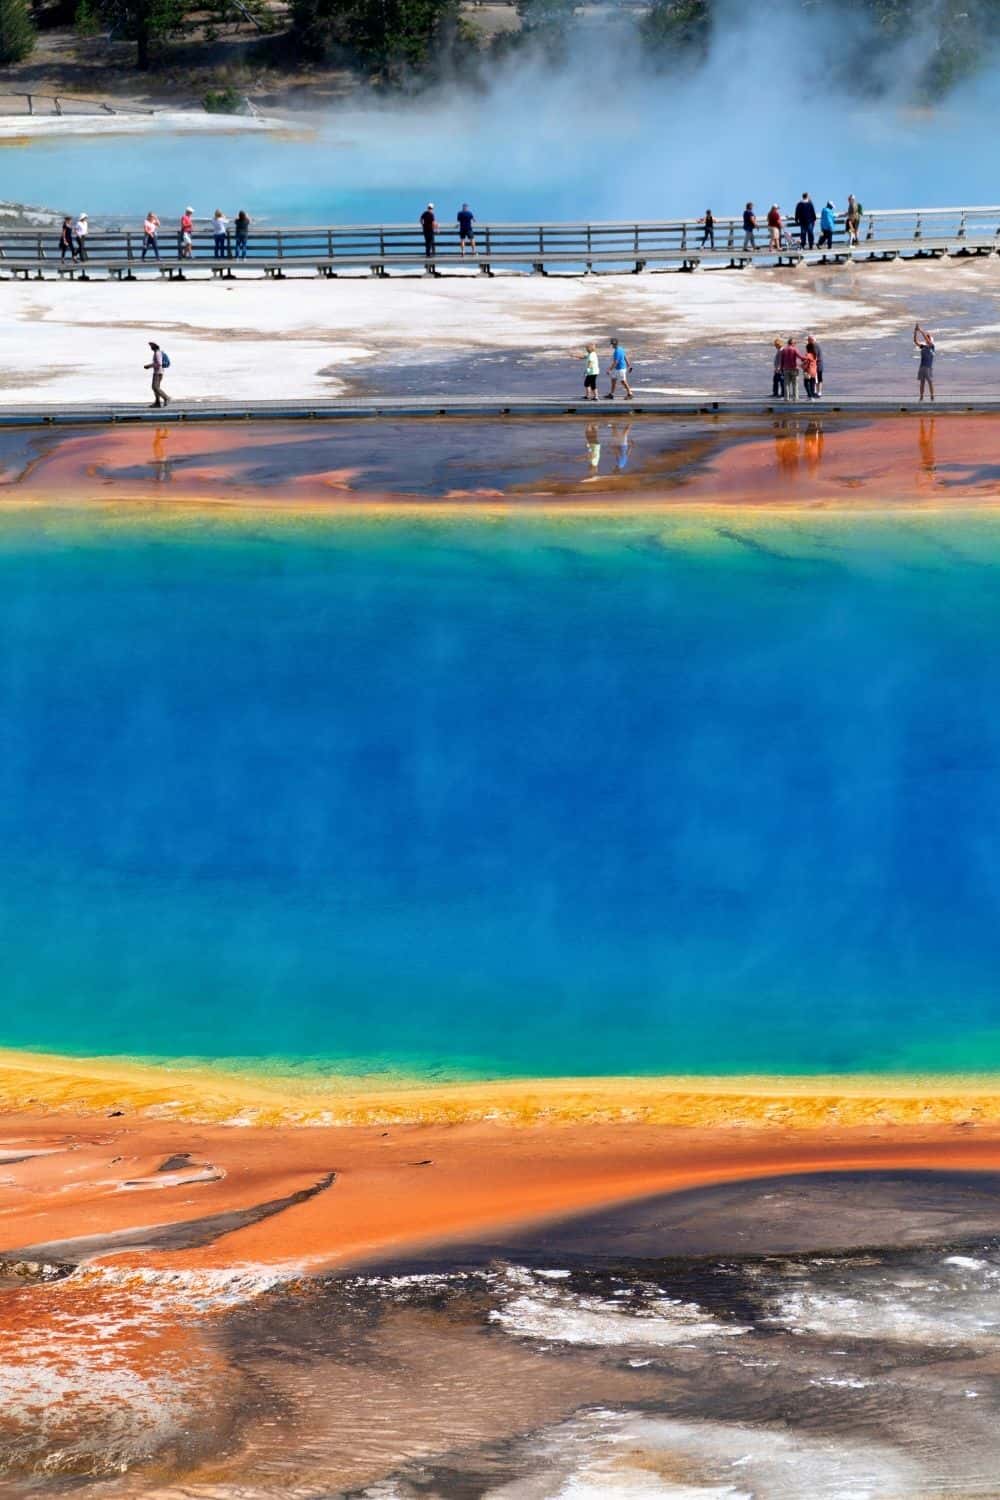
left=161, top=350, right=171, bottom=369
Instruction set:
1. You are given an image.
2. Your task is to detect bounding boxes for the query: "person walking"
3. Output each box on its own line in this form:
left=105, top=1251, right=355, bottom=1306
left=767, top=204, right=783, bottom=253
left=818, top=201, right=837, bottom=251
left=699, top=209, right=715, bottom=250
left=794, top=193, right=817, bottom=249
left=420, top=203, right=438, bottom=265
left=743, top=202, right=757, bottom=251
left=144, top=341, right=171, bottom=408
left=607, top=338, right=634, bottom=399
left=772, top=337, right=785, bottom=399
left=914, top=323, right=935, bottom=402
left=457, top=203, right=476, bottom=257
left=846, top=193, right=862, bottom=245
left=806, top=334, right=824, bottom=396
left=579, top=342, right=600, bottom=400
left=234, top=209, right=251, bottom=259
left=142, top=211, right=160, bottom=261
left=59, top=216, right=75, bottom=261
left=74, top=212, right=89, bottom=262
left=212, top=209, right=229, bottom=259
left=779, top=337, right=802, bottom=401
left=179, top=206, right=194, bottom=259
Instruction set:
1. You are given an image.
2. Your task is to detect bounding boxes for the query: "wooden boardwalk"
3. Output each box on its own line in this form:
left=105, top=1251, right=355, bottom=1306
left=0, top=397, right=995, bottom=426
left=4, top=205, right=999, bottom=281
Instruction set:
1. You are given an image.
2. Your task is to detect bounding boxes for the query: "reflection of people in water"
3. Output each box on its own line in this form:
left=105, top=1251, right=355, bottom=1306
left=611, top=421, right=633, bottom=471
left=151, top=427, right=171, bottom=483
left=919, top=415, right=936, bottom=476
left=803, top=419, right=824, bottom=475
left=773, top=419, right=800, bottom=479
left=584, top=423, right=601, bottom=476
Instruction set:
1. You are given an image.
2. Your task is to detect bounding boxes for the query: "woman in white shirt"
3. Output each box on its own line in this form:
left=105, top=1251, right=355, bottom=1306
left=213, top=209, right=229, bottom=261
left=142, top=211, right=160, bottom=261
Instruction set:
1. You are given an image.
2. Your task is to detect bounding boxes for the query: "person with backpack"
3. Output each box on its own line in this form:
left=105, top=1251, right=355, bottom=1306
left=699, top=209, right=715, bottom=250
left=145, top=341, right=171, bottom=408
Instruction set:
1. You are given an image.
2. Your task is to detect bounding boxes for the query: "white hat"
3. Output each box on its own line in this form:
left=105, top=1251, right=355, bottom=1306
left=79, top=211, right=88, bottom=219
left=185, top=205, right=194, bottom=214
left=427, top=202, right=434, bottom=208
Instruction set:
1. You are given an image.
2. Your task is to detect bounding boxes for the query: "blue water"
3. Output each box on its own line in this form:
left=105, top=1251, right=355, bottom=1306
left=2, top=506, right=1000, bottom=1078
left=2, top=76, right=990, bottom=225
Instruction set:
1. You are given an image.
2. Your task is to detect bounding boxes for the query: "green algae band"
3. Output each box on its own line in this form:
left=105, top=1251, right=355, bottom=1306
left=2, top=505, right=999, bottom=1081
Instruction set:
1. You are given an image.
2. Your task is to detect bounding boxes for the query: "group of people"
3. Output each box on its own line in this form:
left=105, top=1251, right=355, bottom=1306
left=141, top=208, right=253, bottom=261
left=420, top=203, right=477, bottom=260
left=59, top=209, right=254, bottom=263
left=772, top=335, right=825, bottom=401
left=697, top=194, right=864, bottom=253
left=577, top=339, right=634, bottom=400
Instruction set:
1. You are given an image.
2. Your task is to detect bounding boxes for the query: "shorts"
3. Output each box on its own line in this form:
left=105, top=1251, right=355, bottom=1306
left=584, top=373, right=597, bottom=389
left=919, top=365, right=933, bottom=382
left=610, top=365, right=629, bottom=381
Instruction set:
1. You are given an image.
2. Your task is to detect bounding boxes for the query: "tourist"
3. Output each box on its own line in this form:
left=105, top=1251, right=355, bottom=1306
left=74, top=212, right=89, bottom=262
left=846, top=193, right=862, bottom=245
left=806, top=334, right=824, bottom=396
left=59, top=216, right=75, bottom=261
left=794, top=192, right=817, bottom=250
left=234, top=209, right=251, bottom=259
left=914, top=322, right=935, bottom=402
left=179, top=206, right=194, bottom=259
left=800, top=342, right=819, bottom=400
left=144, top=341, right=171, bottom=408
left=700, top=209, right=715, bottom=250
left=213, top=209, right=229, bottom=259
left=580, top=342, right=600, bottom=401
left=779, top=337, right=801, bottom=400
left=141, top=210, right=160, bottom=261
left=772, top=337, right=785, bottom=399
left=607, top=338, right=634, bottom=400
left=743, top=202, right=757, bottom=251
left=420, top=203, right=437, bottom=261
left=457, top=203, right=476, bottom=257
left=818, top=201, right=837, bottom=251
left=767, top=204, right=783, bottom=253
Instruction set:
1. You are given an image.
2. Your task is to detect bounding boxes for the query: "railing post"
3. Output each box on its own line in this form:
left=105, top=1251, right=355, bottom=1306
left=867, top=215, right=875, bottom=241
left=958, top=211, right=967, bottom=239
left=379, top=228, right=385, bottom=258
left=485, top=225, right=491, bottom=256
left=634, top=224, right=639, bottom=254
left=27, top=94, right=32, bottom=116
left=681, top=222, right=687, bottom=251
left=327, top=229, right=333, bottom=257
left=539, top=225, right=544, bottom=255
left=727, top=221, right=734, bottom=249
left=126, top=231, right=133, bottom=260
left=277, top=229, right=284, bottom=259
left=914, top=214, right=922, bottom=240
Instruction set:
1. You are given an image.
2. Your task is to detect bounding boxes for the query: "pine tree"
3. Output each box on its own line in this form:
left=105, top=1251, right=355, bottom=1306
left=0, top=0, right=35, bottom=65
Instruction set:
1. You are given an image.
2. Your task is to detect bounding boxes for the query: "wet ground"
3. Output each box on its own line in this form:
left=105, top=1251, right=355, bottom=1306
left=6, top=1170, right=1000, bottom=1497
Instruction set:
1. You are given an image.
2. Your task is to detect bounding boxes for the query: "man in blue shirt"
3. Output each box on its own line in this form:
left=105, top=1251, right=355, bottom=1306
left=607, top=338, right=634, bottom=399
left=457, top=203, right=476, bottom=258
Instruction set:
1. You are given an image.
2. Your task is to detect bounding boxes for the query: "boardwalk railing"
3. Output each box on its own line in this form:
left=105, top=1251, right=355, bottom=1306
left=2, top=205, right=999, bottom=279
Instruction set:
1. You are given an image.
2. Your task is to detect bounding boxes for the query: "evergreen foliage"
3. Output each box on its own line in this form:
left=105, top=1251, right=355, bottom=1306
left=290, top=0, right=459, bottom=72
left=0, top=0, right=36, bottom=63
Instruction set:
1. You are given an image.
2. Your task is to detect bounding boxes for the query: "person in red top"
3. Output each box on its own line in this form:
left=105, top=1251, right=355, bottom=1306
left=767, top=204, right=783, bottom=252
left=779, top=337, right=802, bottom=401
left=800, top=345, right=819, bottom=399
left=178, top=206, right=194, bottom=259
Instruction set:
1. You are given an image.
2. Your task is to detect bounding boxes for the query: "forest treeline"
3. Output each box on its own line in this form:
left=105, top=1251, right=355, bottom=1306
left=0, top=0, right=997, bottom=92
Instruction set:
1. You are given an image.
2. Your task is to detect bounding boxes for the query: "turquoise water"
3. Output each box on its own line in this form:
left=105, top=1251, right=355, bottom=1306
left=2, top=505, right=1000, bottom=1079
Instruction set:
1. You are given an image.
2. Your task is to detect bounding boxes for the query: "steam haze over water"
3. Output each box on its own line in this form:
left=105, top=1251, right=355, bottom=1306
left=7, top=0, right=1000, bottom=222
